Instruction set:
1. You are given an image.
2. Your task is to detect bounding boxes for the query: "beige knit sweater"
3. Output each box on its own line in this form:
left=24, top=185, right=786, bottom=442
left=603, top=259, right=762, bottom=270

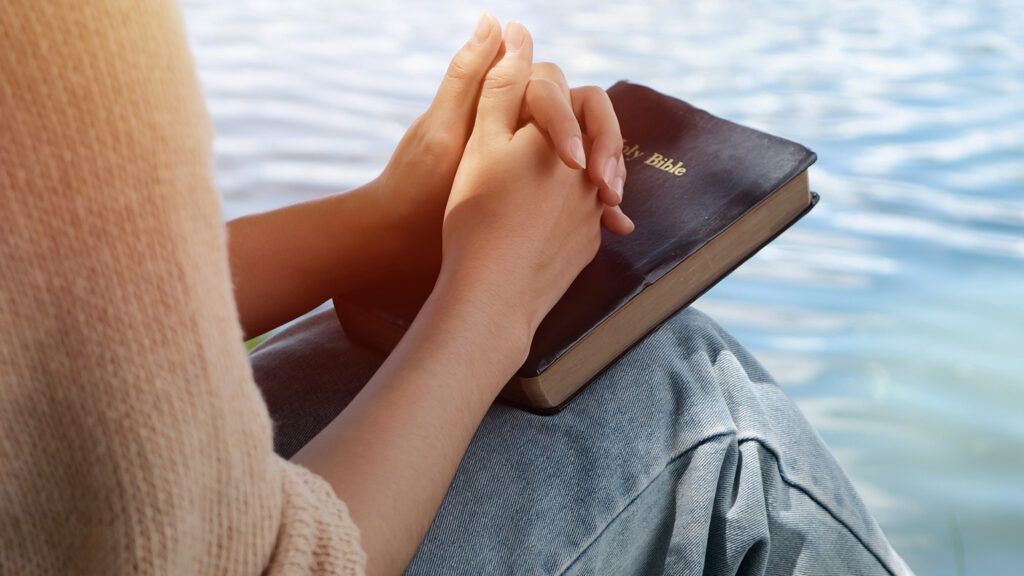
left=0, top=2, right=366, bottom=573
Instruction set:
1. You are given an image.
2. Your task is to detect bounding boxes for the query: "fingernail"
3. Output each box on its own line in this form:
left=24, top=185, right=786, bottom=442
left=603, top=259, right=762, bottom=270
left=570, top=135, right=587, bottom=168
left=603, top=157, right=618, bottom=192
left=612, top=176, right=624, bottom=200
left=472, top=12, right=491, bottom=45
left=504, top=21, right=526, bottom=52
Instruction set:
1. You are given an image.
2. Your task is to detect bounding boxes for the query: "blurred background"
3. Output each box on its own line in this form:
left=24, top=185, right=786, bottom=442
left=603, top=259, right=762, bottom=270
left=181, top=1, right=1023, bottom=573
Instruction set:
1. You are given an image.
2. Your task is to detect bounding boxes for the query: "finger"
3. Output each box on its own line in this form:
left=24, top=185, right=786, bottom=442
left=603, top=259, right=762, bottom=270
left=571, top=86, right=624, bottom=204
left=520, top=62, right=571, bottom=126
left=593, top=153, right=628, bottom=207
left=532, top=62, right=571, bottom=96
left=520, top=62, right=586, bottom=169
left=427, top=12, right=503, bottom=137
left=473, top=21, right=534, bottom=138
left=601, top=205, right=635, bottom=236
left=523, top=78, right=585, bottom=169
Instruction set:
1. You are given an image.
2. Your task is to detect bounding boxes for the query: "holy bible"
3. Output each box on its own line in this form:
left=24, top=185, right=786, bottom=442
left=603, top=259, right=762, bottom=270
left=335, top=81, right=818, bottom=414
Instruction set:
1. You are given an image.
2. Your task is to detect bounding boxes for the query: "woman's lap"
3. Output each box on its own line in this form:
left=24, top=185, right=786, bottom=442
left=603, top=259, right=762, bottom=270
left=250, top=307, right=911, bottom=575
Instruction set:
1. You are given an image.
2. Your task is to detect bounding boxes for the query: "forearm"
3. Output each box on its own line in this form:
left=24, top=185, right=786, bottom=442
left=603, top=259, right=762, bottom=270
left=227, top=180, right=403, bottom=339
left=292, top=270, right=530, bottom=576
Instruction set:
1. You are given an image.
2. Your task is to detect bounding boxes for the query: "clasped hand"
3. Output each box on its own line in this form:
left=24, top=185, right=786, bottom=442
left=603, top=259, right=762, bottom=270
left=262, top=18, right=638, bottom=573
left=369, top=15, right=634, bottom=340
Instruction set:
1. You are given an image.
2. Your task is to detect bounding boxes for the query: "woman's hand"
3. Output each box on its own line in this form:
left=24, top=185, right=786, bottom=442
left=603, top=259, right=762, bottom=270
left=370, top=14, right=632, bottom=287
left=518, top=64, right=634, bottom=235
left=366, top=14, right=505, bottom=285
left=294, top=22, right=626, bottom=576
left=229, top=14, right=633, bottom=339
left=438, top=21, right=609, bottom=345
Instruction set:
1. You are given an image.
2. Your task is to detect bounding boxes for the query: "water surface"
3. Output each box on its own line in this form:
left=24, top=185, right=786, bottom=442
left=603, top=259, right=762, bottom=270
left=182, top=1, right=1024, bottom=573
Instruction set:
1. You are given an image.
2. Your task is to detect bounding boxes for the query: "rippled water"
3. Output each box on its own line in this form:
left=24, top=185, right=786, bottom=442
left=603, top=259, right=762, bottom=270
left=182, top=1, right=1024, bottom=573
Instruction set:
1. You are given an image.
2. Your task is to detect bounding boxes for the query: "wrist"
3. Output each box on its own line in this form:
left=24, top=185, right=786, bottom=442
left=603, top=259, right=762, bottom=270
left=342, top=178, right=405, bottom=261
left=367, top=171, right=444, bottom=256
left=316, top=180, right=411, bottom=297
left=428, top=259, right=536, bottom=362
left=347, top=175, right=444, bottom=291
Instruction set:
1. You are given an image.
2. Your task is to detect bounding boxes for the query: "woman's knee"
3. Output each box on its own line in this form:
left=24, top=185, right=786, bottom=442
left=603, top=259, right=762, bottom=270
left=630, top=306, right=774, bottom=387
left=578, top=307, right=779, bottom=432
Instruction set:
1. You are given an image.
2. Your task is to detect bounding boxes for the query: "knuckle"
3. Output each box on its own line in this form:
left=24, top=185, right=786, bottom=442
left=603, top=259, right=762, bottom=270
left=531, top=62, right=566, bottom=82
left=528, top=77, right=563, bottom=95
left=445, top=55, right=476, bottom=82
left=591, top=85, right=613, bottom=103
left=575, top=84, right=604, bottom=98
left=580, top=85, right=615, bottom=109
left=525, top=81, right=564, bottom=114
left=482, top=71, right=518, bottom=95
left=415, top=122, right=461, bottom=160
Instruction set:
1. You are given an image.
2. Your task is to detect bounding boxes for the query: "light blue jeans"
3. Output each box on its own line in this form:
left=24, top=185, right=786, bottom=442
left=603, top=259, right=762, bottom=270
left=250, top=307, right=913, bottom=575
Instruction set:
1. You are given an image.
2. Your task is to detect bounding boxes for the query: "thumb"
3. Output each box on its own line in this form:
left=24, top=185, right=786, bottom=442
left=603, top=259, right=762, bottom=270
left=427, top=13, right=502, bottom=133
left=473, top=21, right=534, bottom=138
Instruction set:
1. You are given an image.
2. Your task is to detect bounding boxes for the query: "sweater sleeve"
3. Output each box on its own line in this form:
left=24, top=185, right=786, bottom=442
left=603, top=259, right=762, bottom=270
left=0, top=2, right=365, bottom=574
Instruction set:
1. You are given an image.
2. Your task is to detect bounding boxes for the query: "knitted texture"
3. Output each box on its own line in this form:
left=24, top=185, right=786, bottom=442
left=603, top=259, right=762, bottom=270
left=0, top=1, right=366, bottom=573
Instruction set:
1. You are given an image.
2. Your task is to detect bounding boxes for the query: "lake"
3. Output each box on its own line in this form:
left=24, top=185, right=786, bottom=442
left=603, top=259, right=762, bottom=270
left=182, top=1, right=1024, bottom=573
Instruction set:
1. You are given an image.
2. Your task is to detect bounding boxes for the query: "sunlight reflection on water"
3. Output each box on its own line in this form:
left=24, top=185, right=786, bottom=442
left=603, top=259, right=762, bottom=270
left=182, top=1, right=1024, bottom=573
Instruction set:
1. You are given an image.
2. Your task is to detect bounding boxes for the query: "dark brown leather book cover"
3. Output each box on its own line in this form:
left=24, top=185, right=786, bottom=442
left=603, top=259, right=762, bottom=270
left=336, top=81, right=817, bottom=409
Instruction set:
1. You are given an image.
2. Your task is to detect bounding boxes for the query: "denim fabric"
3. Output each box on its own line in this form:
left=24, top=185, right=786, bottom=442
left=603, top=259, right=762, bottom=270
left=250, top=307, right=913, bottom=575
